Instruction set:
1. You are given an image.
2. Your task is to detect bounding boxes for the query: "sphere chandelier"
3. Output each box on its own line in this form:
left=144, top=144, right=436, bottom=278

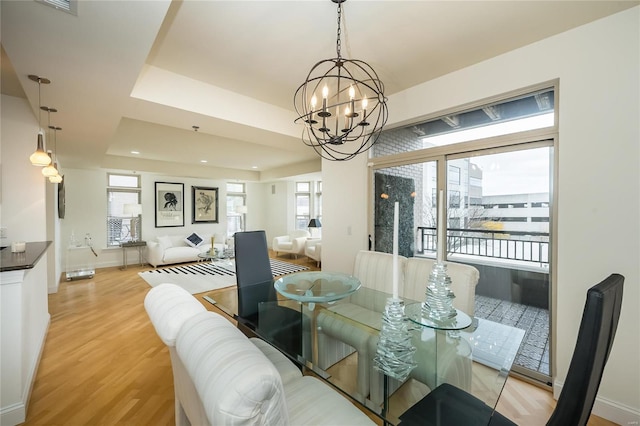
left=294, top=0, right=388, bottom=161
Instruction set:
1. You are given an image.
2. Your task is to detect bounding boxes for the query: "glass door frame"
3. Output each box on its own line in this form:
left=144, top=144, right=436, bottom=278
left=367, top=129, right=558, bottom=385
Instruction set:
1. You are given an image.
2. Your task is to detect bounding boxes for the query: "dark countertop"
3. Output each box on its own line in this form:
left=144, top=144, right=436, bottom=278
left=0, top=241, right=52, bottom=272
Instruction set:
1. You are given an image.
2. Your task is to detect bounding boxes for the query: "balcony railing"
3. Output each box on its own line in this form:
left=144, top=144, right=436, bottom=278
left=416, top=227, right=549, bottom=265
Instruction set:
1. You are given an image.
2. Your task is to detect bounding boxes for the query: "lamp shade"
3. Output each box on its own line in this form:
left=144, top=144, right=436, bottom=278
left=49, top=174, right=63, bottom=183
left=123, top=203, right=142, bottom=216
left=41, top=153, right=58, bottom=177
left=308, top=218, right=322, bottom=228
left=30, top=131, right=51, bottom=166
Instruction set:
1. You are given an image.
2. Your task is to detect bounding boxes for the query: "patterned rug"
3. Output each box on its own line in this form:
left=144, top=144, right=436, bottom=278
left=139, top=259, right=309, bottom=294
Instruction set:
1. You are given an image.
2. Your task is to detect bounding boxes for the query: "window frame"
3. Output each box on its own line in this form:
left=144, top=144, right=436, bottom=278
left=226, top=182, right=246, bottom=236
left=106, top=173, right=141, bottom=247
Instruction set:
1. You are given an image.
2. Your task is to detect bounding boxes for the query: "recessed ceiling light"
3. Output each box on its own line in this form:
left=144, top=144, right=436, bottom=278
left=200, top=160, right=208, bottom=163
left=251, top=165, right=258, bottom=169
left=131, top=151, right=140, bottom=155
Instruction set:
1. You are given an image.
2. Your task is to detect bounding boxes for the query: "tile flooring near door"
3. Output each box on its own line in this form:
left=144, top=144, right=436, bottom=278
left=474, top=295, right=550, bottom=376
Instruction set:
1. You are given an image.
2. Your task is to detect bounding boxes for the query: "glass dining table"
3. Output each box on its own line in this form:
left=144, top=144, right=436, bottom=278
left=209, top=271, right=525, bottom=426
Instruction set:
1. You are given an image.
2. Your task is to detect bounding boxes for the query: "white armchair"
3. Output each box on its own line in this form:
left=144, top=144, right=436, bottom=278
left=304, top=239, right=322, bottom=267
left=272, top=230, right=310, bottom=258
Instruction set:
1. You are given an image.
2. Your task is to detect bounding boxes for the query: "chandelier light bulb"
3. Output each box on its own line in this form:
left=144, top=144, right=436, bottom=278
left=349, top=86, right=355, bottom=99
left=322, top=85, right=329, bottom=99
left=311, top=95, right=317, bottom=108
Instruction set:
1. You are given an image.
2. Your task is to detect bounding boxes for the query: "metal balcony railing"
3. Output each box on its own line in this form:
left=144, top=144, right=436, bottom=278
left=416, top=226, right=549, bottom=264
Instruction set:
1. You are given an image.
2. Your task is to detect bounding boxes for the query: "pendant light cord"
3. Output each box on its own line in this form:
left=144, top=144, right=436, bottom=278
left=38, top=79, right=42, bottom=131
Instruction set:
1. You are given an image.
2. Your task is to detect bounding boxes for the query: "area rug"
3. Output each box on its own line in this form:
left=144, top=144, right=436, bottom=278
left=138, top=259, right=309, bottom=294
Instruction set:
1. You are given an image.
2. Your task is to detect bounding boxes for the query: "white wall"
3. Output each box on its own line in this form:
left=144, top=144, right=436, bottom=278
left=244, top=180, right=267, bottom=233
left=322, top=154, right=370, bottom=274
left=323, top=7, right=639, bottom=423
left=59, top=167, right=311, bottom=269
left=1, top=95, right=48, bottom=242
left=261, top=181, right=289, bottom=244
left=60, top=168, right=230, bottom=269
left=0, top=94, right=51, bottom=424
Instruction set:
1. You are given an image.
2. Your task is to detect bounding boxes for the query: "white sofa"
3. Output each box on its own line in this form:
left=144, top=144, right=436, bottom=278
left=272, top=230, right=310, bottom=258
left=144, top=283, right=374, bottom=426
left=146, top=233, right=227, bottom=267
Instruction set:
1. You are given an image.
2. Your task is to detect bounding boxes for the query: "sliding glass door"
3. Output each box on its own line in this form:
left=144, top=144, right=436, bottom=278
left=372, top=142, right=553, bottom=383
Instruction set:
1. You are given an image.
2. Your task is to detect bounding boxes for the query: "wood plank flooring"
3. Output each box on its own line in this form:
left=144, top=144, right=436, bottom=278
left=22, top=253, right=616, bottom=425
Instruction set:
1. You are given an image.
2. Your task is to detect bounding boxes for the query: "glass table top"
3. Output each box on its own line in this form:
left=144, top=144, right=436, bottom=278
left=274, top=271, right=362, bottom=303
left=207, top=282, right=524, bottom=426
left=405, top=303, right=473, bottom=330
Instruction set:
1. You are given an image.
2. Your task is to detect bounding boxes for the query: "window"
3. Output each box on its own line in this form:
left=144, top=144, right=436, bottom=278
left=448, top=166, right=461, bottom=185
left=449, top=190, right=461, bottom=208
left=227, top=182, right=246, bottom=236
left=295, top=182, right=311, bottom=230
left=36, top=0, right=78, bottom=15
left=107, top=173, right=141, bottom=247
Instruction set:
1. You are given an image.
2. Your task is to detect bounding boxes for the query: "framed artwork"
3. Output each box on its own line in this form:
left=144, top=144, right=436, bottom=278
left=192, top=186, right=219, bottom=223
left=155, top=182, right=184, bottom=227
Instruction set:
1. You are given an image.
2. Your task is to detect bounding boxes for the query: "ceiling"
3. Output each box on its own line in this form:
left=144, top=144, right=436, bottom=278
left=1, top=0, right=637, bottom=181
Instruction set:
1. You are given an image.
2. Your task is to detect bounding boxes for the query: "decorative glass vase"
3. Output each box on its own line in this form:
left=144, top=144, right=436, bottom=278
left=422, top=262, right=457, bottom=322
left=374, top=298, right=417, bottom=381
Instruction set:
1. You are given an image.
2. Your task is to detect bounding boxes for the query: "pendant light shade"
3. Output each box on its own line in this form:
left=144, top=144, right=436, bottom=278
left=30, top=131, right=51, bottom=166
left=41, top=152, right=58, bottom=177
left=49, top=170, right=63, bottom=183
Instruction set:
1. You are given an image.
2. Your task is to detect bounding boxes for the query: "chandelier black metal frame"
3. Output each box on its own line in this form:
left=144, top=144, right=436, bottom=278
left=294, top=0, right=388, bottom=161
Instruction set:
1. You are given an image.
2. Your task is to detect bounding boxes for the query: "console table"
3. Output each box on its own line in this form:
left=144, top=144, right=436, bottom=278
left=119, top=241, right=146, bottom=270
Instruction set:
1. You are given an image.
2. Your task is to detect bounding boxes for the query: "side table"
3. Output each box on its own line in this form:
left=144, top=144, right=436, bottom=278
left=120, top=240, right=147, bottom=270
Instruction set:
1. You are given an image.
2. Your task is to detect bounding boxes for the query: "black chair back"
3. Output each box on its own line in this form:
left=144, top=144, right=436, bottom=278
left=234, top=230, right=276, bottom=320
left=234, top=230, right=303, bottom=356
left=547, top=273, right=624, bottom=426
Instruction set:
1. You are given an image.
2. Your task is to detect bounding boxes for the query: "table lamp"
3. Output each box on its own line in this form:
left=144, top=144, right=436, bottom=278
left=124, top=203, right=142, bottom=241
left=308, top=218, right=321, bottom=238
left=235, top=205, right=247, bottom=231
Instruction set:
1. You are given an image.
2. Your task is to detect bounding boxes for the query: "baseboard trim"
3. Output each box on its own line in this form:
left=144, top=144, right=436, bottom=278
left=0, top=402, right=26, bottom=426
left=554, top=380, right=640, bottom=425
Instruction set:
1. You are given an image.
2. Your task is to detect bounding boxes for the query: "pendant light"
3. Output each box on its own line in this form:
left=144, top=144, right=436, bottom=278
left=28, top=75, right=52, bottom=166
left=41, top=107, right=59, bottom=177
left=294, top=0, right=388, bottom=161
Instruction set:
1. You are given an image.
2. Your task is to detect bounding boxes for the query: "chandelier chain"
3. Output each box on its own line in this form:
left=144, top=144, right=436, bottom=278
left=336, top=2, right=342, bottom=58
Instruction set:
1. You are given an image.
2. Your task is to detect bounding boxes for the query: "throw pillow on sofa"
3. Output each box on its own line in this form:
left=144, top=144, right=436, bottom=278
left=157, top=235, right=174, bottom=251
left=184, top=232, right=204, bottom=248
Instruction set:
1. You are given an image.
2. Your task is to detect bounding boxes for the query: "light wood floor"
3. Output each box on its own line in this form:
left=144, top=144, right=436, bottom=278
left=23, top=253, right=616, bottom=425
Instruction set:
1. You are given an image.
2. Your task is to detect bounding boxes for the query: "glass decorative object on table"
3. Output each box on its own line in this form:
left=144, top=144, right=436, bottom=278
left=374, top=298, right=417, bottom=382
left=422, top=262, right=461, bottom=337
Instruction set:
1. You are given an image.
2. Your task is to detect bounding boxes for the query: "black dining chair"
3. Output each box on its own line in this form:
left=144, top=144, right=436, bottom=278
left=398, top=273, right=624, bottom=426
left=234, top=230, right=302, bottom=355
